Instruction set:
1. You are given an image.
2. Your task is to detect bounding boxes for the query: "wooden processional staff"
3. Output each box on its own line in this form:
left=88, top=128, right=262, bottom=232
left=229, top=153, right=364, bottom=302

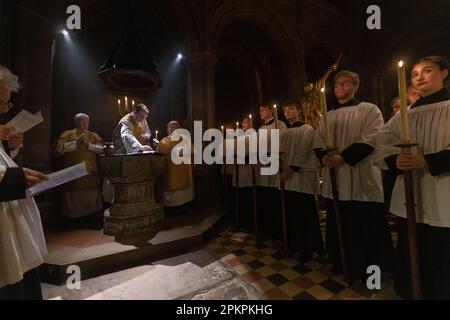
left=396, top=60, right=422, bottom=300
left=315, top=55, right=349, bottom=284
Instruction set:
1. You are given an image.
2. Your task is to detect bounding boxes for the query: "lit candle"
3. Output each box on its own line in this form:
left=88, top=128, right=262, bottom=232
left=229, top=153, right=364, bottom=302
left=125, top=96, right=129, bottom=112
left=155, top=130, right=159, bottom=141
left=398, top=60, right=410, bottom=143
left=118, top=99, right=121, bottom=113
left=132, top=100, right=135, bottom=108
left=249, top=114, right=253, bottom=129
left=273, top=105, right=279, bottom=129
left=221, top=125, right=225, bottom=158
left=236, top=122, right=239, bottom=130
left=320, top=87, right=333, bottom=148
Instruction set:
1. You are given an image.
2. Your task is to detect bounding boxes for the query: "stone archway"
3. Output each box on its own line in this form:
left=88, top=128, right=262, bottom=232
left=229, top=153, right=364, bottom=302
left=210, top=1, right=304, bottom=100
left=215, top=20, right=292, bottom=127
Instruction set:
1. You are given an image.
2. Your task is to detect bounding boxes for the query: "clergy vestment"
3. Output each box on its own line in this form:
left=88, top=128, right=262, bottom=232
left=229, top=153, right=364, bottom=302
left=257, top=118, right=287, bottom=240
left=376, top=88, right=450, bottom=299
left=113, top=112, right=152, bottom=155
left=232, top=130, right=257, bottom=230
left=314, top=99, right=395, bottom=282
left=0, top=149, right=46, bottom=300
left=278, top=121, right=324, bottom=258
left=158, top=134, right=195, bottom=208
left=56, top=129, right=104, bottom=218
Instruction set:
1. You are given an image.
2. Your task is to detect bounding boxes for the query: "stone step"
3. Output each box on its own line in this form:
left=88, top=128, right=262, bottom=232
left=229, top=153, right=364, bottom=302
left=40, top=210, right=224, bottom=285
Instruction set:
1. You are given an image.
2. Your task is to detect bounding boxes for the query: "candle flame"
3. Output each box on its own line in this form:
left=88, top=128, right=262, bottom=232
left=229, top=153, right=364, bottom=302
left=273, top=104, right=277, bottom=109
left=118, top=99, right=121, bottom=104
left=321, top=87, right=325, bottom=93
left=398, top=60, right=404, bottom=68
left=249, top=114, right=252, bottom=119
left=221, top=125, right=224, bottom=130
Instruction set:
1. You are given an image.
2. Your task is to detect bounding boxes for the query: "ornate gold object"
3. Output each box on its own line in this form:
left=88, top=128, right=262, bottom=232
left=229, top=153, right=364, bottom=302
left=302, top=54, right=343, bottom=128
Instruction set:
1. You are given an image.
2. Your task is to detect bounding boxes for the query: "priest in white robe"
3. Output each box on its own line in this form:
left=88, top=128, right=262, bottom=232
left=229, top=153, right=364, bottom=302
left=313, top=70, right=395, bottom=282
left=376, top=56, right=450, bottom=299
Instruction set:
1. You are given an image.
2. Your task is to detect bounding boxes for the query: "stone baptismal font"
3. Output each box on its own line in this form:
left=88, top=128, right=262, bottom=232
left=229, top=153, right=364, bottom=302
left=98, top=153, right=166, bottom=245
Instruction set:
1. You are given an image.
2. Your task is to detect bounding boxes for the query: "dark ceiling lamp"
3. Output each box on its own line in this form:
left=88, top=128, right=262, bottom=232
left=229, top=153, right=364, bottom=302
left=98, top=15, right=162, bottom=95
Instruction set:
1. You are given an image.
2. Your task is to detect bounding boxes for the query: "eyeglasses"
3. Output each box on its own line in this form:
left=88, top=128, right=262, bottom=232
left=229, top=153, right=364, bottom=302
left=334, top=81, right=353, bottom=88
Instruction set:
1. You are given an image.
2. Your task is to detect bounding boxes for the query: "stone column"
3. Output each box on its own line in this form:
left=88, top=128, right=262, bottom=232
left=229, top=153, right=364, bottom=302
left=186, top=51, right=220, bottom=211
left=186, top=51, right=217, bottom=130
left=0, top=0, right=12, bottom=65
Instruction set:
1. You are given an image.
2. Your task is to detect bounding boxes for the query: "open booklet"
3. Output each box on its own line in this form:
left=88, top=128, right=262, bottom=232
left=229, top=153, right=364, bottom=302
left=7, top=109, right=44, bottom=134
left=28, top=162, right=89, bottom=197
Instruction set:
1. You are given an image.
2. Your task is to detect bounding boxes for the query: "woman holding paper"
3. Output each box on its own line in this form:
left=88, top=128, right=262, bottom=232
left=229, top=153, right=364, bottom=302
left=0, top=65, right=48, bottom=300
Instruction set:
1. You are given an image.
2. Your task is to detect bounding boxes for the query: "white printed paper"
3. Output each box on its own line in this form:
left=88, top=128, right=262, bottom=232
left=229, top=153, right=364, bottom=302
left=29, top=162, right=89, bottom=196
left=7, top=110, right=44, bottom=134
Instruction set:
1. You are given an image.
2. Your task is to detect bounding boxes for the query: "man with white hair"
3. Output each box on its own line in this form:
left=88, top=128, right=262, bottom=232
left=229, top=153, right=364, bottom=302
left=0, top=67, right=23, bottom=160
left=55, top=113, right=104, bottom=222
left=0, top=65, right=48, bottom=300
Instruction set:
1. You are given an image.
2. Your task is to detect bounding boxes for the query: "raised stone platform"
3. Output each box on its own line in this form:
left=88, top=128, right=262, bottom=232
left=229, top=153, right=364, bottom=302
left=41, top=210, right=224, bottom=285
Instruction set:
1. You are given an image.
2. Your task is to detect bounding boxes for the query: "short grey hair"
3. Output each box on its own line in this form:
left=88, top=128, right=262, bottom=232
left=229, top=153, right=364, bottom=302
left=74, top=113, right=89, bottom=125
left=167, top=120, right=180, bottom=129
left=0, top=65, right=20, bottom=92
left=334, top=70, right=360, bottom=87
left=134, top=103, right=149, bottom=114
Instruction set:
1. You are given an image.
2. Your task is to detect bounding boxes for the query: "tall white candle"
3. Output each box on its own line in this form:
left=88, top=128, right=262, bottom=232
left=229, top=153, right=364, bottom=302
left=398, top=60, right=410, bottom=143
left=273, top=105, right=279, bottom=130
left=320, top=87, right=333, bottom=148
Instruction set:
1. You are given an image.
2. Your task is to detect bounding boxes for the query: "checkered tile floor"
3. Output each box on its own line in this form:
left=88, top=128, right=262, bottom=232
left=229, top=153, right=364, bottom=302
left=208, top=216, right=397, bottom=300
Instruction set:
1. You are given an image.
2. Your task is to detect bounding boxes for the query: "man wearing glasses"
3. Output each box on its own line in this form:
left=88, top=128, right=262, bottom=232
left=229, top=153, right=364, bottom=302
left=313, top=70, right=395, bottom=283
left=0, top=65, right=48, bottom=300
